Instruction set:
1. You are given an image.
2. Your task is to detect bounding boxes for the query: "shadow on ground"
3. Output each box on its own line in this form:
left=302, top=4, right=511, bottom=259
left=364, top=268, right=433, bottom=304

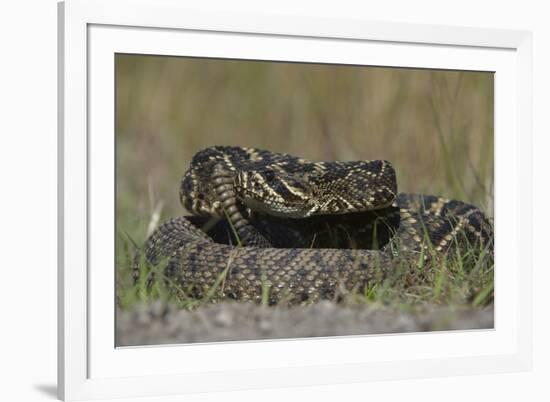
left=34, top=384, right=57, bottom=399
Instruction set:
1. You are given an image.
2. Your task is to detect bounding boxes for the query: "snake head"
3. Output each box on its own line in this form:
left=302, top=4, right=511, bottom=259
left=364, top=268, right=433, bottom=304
left=234, top=169, right=318, bottom=218
left=233, top=159, right=397, bottom=219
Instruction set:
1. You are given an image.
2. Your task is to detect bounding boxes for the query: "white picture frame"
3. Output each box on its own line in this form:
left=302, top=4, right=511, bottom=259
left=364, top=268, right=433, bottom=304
left=58, top=0, right=533, bottom=400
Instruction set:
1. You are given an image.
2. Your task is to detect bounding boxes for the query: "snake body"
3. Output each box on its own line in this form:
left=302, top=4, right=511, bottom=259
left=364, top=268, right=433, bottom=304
left=143, top=146, right=493, bottom=305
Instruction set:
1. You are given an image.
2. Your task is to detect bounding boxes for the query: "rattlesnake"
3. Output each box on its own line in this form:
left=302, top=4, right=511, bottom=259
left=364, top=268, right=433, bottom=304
left=142, top=146, right=493, bottom=305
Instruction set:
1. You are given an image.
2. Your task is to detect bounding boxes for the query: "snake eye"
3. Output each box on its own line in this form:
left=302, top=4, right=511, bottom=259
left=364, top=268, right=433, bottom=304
left=264, top=170, right=275, bottom=182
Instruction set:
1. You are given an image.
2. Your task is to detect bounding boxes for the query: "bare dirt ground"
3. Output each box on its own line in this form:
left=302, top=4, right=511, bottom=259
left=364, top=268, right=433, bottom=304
left=116, top=301, right=494, bottom=346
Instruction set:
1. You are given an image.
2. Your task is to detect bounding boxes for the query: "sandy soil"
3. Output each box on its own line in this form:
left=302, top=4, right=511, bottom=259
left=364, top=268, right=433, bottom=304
left=116, top=301, right=494, bottom=346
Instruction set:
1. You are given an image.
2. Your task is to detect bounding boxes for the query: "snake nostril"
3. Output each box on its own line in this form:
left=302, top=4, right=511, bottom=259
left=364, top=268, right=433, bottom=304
left=264, top=170, right=275, bottom=182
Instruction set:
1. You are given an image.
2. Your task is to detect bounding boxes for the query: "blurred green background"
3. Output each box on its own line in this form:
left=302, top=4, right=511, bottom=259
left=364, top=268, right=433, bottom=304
left=116, top=54, right=493, bottom=245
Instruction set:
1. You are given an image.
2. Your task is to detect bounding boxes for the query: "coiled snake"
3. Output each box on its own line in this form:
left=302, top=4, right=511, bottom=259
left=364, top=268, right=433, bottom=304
left=143, top=146, right=493, bottom=305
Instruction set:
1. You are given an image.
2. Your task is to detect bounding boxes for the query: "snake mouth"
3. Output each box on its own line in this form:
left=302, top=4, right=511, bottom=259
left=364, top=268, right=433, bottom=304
left=236, top=189, right=312, bottom=218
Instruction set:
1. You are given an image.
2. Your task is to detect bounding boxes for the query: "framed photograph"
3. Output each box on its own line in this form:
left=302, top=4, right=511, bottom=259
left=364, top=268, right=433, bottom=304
left=58, top=0, right=533, bottom=400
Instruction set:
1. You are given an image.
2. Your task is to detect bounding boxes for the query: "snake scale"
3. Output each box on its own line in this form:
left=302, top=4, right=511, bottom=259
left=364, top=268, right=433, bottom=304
left=142, top=146, right=493, bottom=305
